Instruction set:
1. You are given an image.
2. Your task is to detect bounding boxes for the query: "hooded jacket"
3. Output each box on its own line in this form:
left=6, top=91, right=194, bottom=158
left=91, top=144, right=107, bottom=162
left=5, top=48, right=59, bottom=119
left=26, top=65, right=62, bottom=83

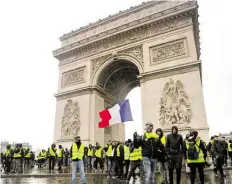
left=166, top=126, right=184, bottom=156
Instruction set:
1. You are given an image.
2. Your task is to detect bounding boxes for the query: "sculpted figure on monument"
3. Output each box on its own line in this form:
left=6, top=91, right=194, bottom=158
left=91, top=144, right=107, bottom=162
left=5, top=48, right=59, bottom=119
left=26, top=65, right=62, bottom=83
left=61, top=99, right=81, bottom=139
left=159, top=79, right=191, bottom=126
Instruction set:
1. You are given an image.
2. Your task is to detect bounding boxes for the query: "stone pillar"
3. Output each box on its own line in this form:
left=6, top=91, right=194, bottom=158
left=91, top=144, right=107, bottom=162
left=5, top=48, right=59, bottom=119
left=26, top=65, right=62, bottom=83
left=140, top=67, right=209, bottom=142
left=89, top=92, right=105, bottom=146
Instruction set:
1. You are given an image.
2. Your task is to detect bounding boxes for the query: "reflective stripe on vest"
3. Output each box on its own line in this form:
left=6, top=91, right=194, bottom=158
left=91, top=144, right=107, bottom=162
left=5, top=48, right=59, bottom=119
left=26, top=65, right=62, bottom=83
left=72, top=143, right=84, bottom=160
left=124, top=145, right=130, bottom=160
left=49, top=147, right=56, bottom=157
left=186, top=138, right=205, bottom=163
left=130, top=146, right=142, bottom=161
left=161, top=136, right=166, bottom=145
left=58, top=148, right=63, bottom=158
left=228, top=143, right=232, bottom=152
left=95, top=148, right=102, bottom=158
left=117, top=145, right=120, bottom=157
left=107, top=145, right=113, bottom=157
left=87, top=148, right=93, bottom=156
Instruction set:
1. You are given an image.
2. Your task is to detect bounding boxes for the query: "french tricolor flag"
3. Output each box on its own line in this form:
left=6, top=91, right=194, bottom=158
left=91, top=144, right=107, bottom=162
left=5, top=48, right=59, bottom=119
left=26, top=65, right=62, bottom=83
left=98, top=99, right=133, bottom=128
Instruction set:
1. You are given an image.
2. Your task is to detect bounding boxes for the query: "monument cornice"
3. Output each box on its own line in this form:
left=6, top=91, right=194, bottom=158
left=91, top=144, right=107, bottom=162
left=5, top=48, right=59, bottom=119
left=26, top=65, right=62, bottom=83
left=54, top=85, right=117, bottom=102
left=138, top=60, right=201, bottom=83
left=53, top=3, right=198, bottom=65
left=59, top=1, right=196, bottom=42
left=54, top=15, right=194, bottom=66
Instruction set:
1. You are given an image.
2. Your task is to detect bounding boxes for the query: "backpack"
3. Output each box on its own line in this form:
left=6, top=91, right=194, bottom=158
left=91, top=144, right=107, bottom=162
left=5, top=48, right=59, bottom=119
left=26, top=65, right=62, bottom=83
left=187, top=142, right=200, bottom=160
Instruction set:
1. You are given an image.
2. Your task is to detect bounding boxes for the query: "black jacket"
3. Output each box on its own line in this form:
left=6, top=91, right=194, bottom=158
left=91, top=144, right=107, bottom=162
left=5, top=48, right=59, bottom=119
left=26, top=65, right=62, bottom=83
left=134, top=132, right=161, bottom=159
left=166, top=133, right=184, bottom=156
left=213, top=140, right=225, bottom=157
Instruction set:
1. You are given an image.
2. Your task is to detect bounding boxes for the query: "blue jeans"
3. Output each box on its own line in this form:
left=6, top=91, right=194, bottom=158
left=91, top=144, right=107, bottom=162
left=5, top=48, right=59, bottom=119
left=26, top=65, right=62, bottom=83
left=107, top=159, right=114, bottom=176
left=72, top=160, right=86, bottom=184
left=142, top=157, right=157, bottom=184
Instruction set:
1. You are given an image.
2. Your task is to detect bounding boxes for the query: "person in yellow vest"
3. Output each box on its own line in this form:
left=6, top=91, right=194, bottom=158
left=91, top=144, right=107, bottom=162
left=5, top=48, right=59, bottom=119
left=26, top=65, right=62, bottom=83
left=228, top=140, right=232, bottom=165
left=114, top=141, right=124, bottom=178
left=184, top=129, right=207, bottom=184
left=93, top=142, right=104, bottom=173
left=156, top=128, right=169, bottom=184
left=87, top=144, right=93, bottom=169
left=126, top=141, right=142, bottom=183
left=4, top=144, right=13, bottom=173
left=104, top=140, right=111, bottom=173
left=57, top=145, right=64, bottom=170
left=105, top=140, right=115, bottom=178
left=133, top=122, right=159, bottom=184
left=70, top=136, right=86, bottom=184
left=48, top=144, right=56, bottom=170
left=24, top=148, right=31, bottom=170
left=123, top=139, right=132, bottom=179
left=12, top=143, right=24, bottom=173
left=207, top=136, right=215, bottom=167
left=39, top=149, right=46, bottom=168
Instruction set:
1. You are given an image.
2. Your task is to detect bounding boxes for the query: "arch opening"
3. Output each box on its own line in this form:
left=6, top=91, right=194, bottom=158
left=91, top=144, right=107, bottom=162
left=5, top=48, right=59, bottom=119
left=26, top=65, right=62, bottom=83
left=97, top=60, right=140, bottom=101
left=96, top=59, right=141, bottom=144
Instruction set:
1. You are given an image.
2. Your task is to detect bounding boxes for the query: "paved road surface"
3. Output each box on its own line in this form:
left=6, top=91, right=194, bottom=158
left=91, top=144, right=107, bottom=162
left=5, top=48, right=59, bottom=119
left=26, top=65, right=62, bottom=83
left=1, top=168, right=232, bottom=184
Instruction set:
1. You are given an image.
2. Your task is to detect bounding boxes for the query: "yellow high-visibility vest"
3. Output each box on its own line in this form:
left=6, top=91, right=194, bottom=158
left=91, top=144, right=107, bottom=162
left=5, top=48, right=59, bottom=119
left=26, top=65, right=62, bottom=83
left=95, top=148, right=102, bottom=158
left=13, top=148, right=22, bottom=158
left=186, top=138, right=205, bottom=163
left=49, top=147, right=56, bottom=157
left=87, top=148, right=93, bottom=156
left=58, top=148, right=63, bottom=158
left=130, top=146, right=142, bottom=161
left=124, top=145, right=130, bottom=160
left=228, top=143, right=232, bottom=152
left=5, top=149, right=12, bottom=157
left=161, top=136, right=166, bottom=145
left=40, top=152, right=46, bottom=159
left=145, top=132, right=159, bottom=139
left=107, top=145, right=113, bottom=157
left=25, top=151, right=31, bottom=158
left=117, top=145, right=120, bottom=157
left=72, top=143, right=84, bottom=160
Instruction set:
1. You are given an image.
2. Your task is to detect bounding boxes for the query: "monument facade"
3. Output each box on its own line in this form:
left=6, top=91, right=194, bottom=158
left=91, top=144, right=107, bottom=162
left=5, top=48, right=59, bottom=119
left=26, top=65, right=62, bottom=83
left=53, top=0, right=209, bottom=148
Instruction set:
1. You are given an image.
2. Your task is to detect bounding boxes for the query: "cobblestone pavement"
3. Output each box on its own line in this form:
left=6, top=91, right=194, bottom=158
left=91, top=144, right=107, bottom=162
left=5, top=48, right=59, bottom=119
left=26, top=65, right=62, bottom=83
left=1, top=169, right=232, bottom=184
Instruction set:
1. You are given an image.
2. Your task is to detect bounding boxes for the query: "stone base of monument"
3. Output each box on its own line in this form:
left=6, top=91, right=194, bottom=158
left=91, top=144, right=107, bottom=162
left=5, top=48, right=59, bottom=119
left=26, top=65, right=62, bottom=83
left=162, top=125, right=209, bottom=142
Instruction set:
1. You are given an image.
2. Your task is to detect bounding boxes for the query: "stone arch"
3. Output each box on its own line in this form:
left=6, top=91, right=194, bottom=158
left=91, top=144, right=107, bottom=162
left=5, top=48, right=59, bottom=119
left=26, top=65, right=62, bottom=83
left=91, top=54, right=144, bottom=88
left=91, top=55, right=143, bottom=144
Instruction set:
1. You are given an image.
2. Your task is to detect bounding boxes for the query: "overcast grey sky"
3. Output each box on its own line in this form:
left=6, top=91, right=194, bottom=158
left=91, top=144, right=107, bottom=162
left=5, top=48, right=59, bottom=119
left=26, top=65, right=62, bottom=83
left=0, top=0, right=231, bottom=149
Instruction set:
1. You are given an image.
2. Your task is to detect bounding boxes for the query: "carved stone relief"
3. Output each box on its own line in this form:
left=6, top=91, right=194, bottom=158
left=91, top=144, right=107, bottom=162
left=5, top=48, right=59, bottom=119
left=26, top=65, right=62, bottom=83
left=118, top=46, right=143, bottom=64
left=59, top=17, right=192, bottom=65
left=91, top=54, right=112, bottom=73
left=62, top=67, right=85, bottom=87
left=159, top=79, right=191, bottom=126
left=150, top=38, right=187, bottom=64
left=61, top=99, right=81, bottom=139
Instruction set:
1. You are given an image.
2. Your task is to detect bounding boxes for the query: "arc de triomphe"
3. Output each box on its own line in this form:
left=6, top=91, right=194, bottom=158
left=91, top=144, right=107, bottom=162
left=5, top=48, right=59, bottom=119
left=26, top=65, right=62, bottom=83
left=52, top=0, right=209, bottom=148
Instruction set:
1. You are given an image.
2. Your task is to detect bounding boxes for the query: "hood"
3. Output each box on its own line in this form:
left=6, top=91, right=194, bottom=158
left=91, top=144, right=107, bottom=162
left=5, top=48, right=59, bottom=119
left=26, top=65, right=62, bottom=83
left=171, top=126, right=178, bottom=134
left=156, top=128, right=163, bottom=137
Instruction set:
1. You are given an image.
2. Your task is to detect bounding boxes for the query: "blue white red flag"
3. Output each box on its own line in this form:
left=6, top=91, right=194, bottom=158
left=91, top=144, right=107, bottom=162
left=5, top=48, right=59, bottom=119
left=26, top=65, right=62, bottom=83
left=98, top=99, right=133, bottom=128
